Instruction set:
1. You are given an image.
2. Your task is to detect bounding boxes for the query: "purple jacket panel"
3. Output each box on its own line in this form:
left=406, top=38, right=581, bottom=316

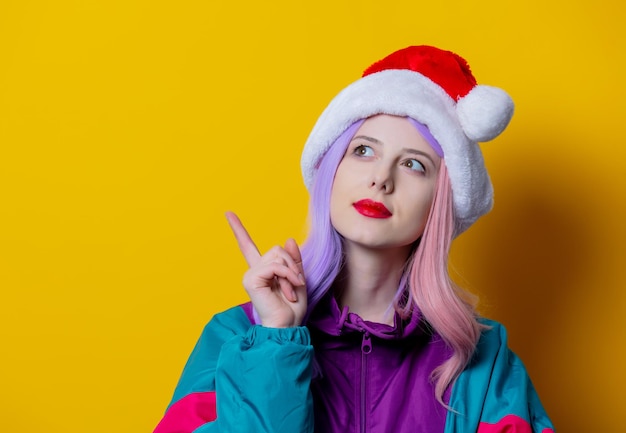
left=307, top=294, right=453, bottom=433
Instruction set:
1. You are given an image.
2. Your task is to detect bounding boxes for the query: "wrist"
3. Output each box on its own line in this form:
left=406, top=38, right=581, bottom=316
left=260, top=320, right=300, bottom=328
left=258, top=310, right=303, bottom=328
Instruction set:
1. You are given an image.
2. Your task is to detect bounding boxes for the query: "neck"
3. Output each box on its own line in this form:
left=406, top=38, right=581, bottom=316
left=335, top=242, right=412, bottom=325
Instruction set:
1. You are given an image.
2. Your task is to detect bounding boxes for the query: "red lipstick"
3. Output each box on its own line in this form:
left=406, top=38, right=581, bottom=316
left=353, top=199, right=392, bottom=219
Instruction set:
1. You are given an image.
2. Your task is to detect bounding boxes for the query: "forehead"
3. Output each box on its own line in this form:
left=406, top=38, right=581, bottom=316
left=353, top=114, right=438, bottom=156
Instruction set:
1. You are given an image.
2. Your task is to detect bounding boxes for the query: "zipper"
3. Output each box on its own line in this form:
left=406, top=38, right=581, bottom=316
left=360, top=331, right=371, bottom=433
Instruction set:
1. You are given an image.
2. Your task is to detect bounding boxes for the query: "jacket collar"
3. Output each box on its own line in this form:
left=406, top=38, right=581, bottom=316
left=307, top=292, right=427, bottom=340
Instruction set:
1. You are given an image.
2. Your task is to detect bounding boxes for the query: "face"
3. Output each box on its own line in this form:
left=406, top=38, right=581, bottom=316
left=330, top=114, right=441, bottom=252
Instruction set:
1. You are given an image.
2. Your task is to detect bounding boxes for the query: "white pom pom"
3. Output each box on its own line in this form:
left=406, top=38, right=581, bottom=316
left=457, top=85, right=514, bottom=142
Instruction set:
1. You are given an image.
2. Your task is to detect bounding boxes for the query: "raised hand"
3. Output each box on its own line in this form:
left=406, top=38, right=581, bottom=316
left=225, top=211, right=307, bottom=328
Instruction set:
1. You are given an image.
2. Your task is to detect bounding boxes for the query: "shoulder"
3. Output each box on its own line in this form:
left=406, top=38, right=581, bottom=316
left=478, top=317, right=506, bottom=342
left=461, top=318, right=527, bottom=381
left=471, top=318, right=527, bottom=370
left=475, top=318, right=509, bottom=355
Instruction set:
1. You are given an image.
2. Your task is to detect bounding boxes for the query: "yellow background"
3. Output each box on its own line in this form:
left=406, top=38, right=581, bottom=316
left=1, top=1, right=624, bottom=431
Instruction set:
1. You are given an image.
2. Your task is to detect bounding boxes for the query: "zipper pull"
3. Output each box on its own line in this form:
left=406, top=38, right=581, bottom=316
left=361, top=331, right=372, bottom=354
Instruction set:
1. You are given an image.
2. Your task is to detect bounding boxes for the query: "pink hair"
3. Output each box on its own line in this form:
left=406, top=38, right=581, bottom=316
left=399, top=163, right=486, bottom=406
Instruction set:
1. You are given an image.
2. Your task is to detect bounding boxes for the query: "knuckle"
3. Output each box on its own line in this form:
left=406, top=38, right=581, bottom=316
left=268, top=245, right=283, bottom=255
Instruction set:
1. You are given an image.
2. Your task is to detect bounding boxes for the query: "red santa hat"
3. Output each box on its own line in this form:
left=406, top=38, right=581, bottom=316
left=301, top=45, right=514, bottom=234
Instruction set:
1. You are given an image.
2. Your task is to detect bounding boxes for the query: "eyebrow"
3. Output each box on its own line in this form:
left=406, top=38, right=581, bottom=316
left=351, top=135, right=438, bottom=167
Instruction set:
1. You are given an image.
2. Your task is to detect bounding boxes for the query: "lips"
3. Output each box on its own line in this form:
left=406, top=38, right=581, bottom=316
left=353, top=199, right=392, bottom=219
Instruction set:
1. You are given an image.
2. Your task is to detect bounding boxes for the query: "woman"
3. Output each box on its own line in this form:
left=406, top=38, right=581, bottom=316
left=154, top=46, right=555, bottom=433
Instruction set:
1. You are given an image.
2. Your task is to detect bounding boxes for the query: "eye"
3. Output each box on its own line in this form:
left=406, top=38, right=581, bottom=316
left=403, top=158, right=425, bottom=173
left=353, top=144, right=374, bottom=157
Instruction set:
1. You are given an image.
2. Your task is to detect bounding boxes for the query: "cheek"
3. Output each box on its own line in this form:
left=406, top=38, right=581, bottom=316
left=405, top=188, right=436, bottom=235
left=329, top=181, right=347, bottom=227
left=328, top=165, right=356, bottom=232
left=329, top=165, right=351, bottom=205
left=328, top=177, right=342, bottom=226
left=329, top=186, right=339, bottom=224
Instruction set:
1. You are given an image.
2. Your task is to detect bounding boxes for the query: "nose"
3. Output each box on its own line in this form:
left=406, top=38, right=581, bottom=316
left=369, top=163, right=394, bottom=193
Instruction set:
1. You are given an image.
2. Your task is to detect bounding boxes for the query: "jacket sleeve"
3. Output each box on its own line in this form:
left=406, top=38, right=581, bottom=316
left=444, top=320, right=555, bottom=433
left=153, top=306, right=315, bottom=433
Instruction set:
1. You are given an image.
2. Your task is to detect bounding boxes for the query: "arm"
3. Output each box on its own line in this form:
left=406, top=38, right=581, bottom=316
left=195, top=324, right=314, bottom=433
left=154, top=306, right=315, bottom=433
left=155, top=212, right=312, bottom=433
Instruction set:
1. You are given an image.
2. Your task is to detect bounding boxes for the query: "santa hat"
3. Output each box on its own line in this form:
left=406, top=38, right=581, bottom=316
left=301, top=45, right=514, bottom=234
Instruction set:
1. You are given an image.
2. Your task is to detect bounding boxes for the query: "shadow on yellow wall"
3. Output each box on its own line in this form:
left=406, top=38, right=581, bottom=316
left=454, top=123, right=625, bottom=431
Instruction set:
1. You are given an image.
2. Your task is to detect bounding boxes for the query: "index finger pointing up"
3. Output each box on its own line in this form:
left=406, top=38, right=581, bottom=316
left=225, top=211, right=261, bottom=267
